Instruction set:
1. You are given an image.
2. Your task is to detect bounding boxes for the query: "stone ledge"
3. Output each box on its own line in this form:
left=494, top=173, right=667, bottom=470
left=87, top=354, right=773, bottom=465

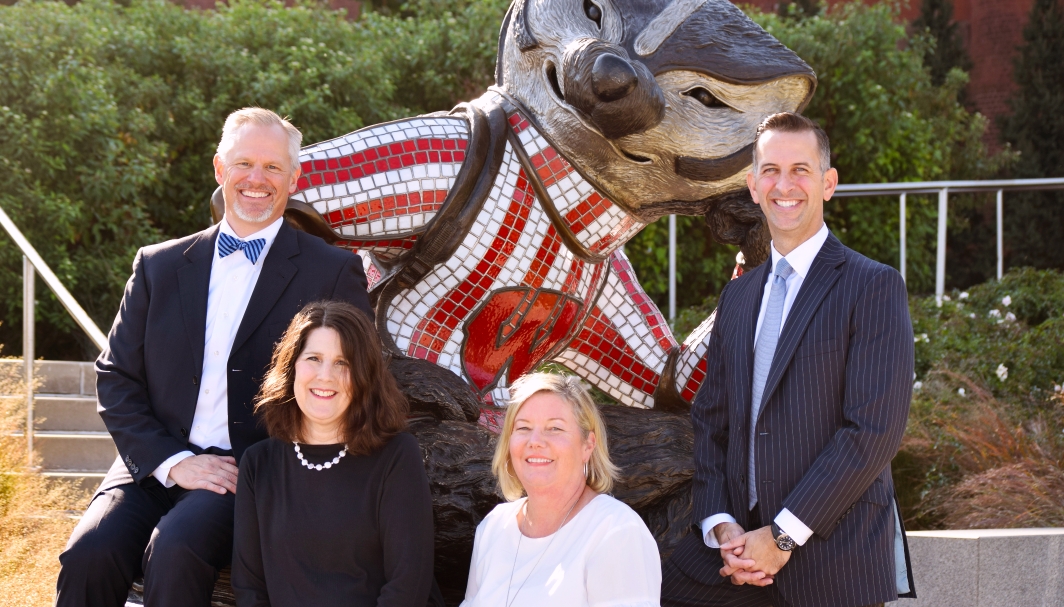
left=889, top=528, right=1064, bottom=607
left=0, top=359, right=96, bottom=396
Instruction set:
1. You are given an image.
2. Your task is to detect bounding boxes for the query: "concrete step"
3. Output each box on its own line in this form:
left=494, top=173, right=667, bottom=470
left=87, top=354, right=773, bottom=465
left=14, top=430, right=116, bottom=472
left=0, top=359, right=96, bottom=395
left=33, top=395, right=104, bottom=432
left=42, top=470, right=106, bottom=494
left=33, top=395, right=105, bottom=432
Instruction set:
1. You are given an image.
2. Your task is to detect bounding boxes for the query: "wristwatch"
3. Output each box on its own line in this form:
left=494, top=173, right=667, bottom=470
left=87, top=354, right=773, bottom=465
left=771, top=522, right=796, bottom=551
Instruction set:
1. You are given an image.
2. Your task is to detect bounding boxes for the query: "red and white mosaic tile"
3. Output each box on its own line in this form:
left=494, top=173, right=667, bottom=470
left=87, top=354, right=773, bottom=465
left=292, top=102, right=718, bottom=410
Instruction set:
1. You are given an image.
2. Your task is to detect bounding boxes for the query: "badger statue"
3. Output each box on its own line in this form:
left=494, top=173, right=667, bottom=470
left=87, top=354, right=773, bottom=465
left=210, top=0, right=815, bottom=597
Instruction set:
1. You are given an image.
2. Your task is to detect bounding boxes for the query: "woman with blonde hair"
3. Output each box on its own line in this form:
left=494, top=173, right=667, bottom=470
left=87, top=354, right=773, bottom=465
left=461, top=373, right=661, bottom=607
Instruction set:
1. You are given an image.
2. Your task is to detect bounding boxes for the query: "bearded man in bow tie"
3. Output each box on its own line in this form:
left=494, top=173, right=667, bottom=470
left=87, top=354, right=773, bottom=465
left=56, top=107, right=373, bottom=607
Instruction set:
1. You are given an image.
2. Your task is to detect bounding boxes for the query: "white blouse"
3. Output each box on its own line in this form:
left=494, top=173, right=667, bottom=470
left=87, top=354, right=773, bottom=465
left=461, top=494, right=661, bottom=607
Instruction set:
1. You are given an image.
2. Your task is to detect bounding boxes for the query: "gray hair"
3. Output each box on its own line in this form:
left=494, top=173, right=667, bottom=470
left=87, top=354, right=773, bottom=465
left=216, top=107, right=302, bottom=171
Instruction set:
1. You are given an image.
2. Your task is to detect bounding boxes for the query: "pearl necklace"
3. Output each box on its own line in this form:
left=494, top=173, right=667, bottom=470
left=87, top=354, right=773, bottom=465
left=293, top=442, right=347, bottom=471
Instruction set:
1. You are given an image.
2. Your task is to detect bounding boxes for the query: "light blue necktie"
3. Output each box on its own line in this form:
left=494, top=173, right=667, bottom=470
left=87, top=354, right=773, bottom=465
left=749, top=257, right=794, bottom=509
left=217, top=232, right=266, bottom=265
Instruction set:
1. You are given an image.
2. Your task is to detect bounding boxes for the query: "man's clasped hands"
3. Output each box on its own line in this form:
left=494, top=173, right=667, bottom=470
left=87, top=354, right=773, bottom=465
left=714, top=522, right=792, bottom=586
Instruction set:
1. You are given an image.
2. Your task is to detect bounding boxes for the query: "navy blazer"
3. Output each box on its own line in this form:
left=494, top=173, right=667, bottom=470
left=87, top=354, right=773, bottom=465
left=95, top=221, right=372, bottom=492
left=670, top=233, right=915, bottom=607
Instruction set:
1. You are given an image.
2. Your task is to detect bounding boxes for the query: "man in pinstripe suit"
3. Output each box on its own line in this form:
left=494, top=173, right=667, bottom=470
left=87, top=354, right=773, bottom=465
left=662, top=112, right=915, bottom=607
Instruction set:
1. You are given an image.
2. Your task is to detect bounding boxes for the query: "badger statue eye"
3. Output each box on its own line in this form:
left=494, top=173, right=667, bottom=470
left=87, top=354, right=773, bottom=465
left=584, top=0, right=602, bottom=28
left=683, top=87, right=728, bottom=109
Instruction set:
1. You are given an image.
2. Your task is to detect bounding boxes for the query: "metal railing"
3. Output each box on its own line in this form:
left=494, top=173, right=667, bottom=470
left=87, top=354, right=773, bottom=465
left=665, top=177, right=1064, bottom=319
left=0, top=204, right=107, bottom=467
left=834, top=177, right=1064, bottom=302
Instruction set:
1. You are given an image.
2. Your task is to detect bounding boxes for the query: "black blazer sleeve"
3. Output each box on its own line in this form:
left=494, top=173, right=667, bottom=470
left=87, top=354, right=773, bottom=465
left=96, top=248, right=187, bottom=482
left=781, top=267, right=914, bottom=538
left=329, top=251, right=373, bottom=320
left=690, top=281, right=735, bottom=524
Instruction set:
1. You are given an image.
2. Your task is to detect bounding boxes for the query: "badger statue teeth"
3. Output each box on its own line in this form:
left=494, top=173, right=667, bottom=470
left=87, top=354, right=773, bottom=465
left=223, top=0, right=815, bottom=413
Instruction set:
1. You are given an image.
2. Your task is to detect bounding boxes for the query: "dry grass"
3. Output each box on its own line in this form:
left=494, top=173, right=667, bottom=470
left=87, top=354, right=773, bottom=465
left=0, top=362, right=89, bottom=607
left=931, top=461, right=1064, bottom=528
left=902, top=368, right=1064, bottom=529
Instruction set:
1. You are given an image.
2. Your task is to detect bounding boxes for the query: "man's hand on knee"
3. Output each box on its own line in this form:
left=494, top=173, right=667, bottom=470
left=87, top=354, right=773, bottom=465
left=168, top=454, right=239, bottom=494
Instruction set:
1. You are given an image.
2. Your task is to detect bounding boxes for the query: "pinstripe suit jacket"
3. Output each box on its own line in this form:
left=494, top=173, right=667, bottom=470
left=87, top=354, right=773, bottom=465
left=670, top=233, right=914, bottom=607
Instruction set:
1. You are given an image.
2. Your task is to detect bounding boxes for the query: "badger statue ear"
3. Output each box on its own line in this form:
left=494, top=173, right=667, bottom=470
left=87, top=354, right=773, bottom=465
left=511, top=0, right=540, bottom=51
left=496, top=0, right=539, bottom=87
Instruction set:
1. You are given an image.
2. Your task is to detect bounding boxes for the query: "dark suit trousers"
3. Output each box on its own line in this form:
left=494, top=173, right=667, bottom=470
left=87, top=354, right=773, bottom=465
left=663, top=560, right=885, bottom=607
left=56, top=454, right=235, bottom=607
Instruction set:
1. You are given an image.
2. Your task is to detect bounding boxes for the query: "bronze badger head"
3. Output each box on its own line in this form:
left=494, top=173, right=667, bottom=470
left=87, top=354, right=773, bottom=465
left=495, top=0, right=816, bottom=265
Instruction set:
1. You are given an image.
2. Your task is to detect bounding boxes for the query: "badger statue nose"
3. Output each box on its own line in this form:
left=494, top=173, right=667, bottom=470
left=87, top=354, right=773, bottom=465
left=592, top=54, right=638, bottom=102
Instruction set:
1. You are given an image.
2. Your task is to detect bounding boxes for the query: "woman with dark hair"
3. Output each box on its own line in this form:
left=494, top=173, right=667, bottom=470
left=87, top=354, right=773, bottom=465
left=232, top=300, right=438, bottom=607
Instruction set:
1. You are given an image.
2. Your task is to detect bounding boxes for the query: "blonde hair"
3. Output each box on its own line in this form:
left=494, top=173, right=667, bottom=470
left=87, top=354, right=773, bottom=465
left=216, top=107, right=302, bottom=171
left=492, top=373, right=619, bottom=501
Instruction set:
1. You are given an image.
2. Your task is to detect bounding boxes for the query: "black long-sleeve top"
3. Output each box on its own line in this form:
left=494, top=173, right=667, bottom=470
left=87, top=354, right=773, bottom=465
left=232, top=432, right=435, bottom=607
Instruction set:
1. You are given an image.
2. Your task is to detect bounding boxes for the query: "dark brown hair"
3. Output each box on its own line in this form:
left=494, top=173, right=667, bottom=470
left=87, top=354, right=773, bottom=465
left=254, top=301, right=408, bottom=455
left=752, top=112, right=832, bottom=172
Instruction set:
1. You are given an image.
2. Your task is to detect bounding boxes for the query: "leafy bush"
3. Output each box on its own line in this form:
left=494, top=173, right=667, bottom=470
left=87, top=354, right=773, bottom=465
left=629, top=1, right=1012, bottom=315
left=0, top=0, right=504, bottom=360
left=897, top=268, right=1064, bottom=528
left=994, top=0, right=1064, bottom=277
left=0, top=0, right=1025, bottom=360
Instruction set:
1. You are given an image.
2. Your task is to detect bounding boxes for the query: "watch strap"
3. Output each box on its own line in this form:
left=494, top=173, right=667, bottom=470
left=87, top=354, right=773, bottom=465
left=771, top=522, right=796, bottom=551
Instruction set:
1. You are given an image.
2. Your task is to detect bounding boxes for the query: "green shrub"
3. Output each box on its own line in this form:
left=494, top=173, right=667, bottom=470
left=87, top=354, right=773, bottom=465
left=0, top=0, right=503, bottom=359
left=0, top=1, right=167, bottom=357
left=629, top=0, right=1012, bottom=311
left=899, top=267, right=1064, bottom=528
left=910, top=267, right=1064, bottom=406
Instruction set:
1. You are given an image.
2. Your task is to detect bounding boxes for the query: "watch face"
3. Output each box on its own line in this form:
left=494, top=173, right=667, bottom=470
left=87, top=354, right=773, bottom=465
left=776, top=535, right=796, bottom=551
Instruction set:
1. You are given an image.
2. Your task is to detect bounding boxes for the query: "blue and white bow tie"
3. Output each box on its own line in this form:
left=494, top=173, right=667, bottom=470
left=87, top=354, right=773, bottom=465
left=217, top=232, right=266, bottom=265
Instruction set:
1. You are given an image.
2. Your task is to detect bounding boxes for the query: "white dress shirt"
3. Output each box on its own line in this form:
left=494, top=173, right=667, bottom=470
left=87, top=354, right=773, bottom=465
left=151, top=216, right=284, bottom=487
left=701, top=222, right=829, bottom=548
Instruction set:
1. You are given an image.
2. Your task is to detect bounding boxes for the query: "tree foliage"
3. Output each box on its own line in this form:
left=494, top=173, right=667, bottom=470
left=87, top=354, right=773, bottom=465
left=0, top=0, right=505, bottom=359
left=995, top=0, right=1064, bottom=276
left=0, top=0, right=1014, bottom=358
left=912, top=0, right=972, bottom=90
left=629, top=1, right=1009, bottom=314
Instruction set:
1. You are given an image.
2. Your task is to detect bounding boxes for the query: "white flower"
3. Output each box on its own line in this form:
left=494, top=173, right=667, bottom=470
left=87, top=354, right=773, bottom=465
left=969, top=313, right=976, bottom=319
left=1054, top=384, right=1062, bottom=393
left=959, top=291, right=970, bottom=300
left=914, top=333, right=929, bottom=343
left=958, top=388, right=966, bottom=397
left=943, top=295, right=951, bottom=302
left=913, top=381, right=923, bottom=391
left=989, top=309, right=1001, bottom=318
left=1005, top=312, right=1017, bottom=323
left=1002, top=295, right=1012, bottom=307
left=996, top=364, right=1008, bottom=382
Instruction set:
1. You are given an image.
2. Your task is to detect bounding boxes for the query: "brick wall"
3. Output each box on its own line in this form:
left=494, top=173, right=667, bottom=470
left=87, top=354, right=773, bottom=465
left=965, top=0, right=1032, bottom=148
